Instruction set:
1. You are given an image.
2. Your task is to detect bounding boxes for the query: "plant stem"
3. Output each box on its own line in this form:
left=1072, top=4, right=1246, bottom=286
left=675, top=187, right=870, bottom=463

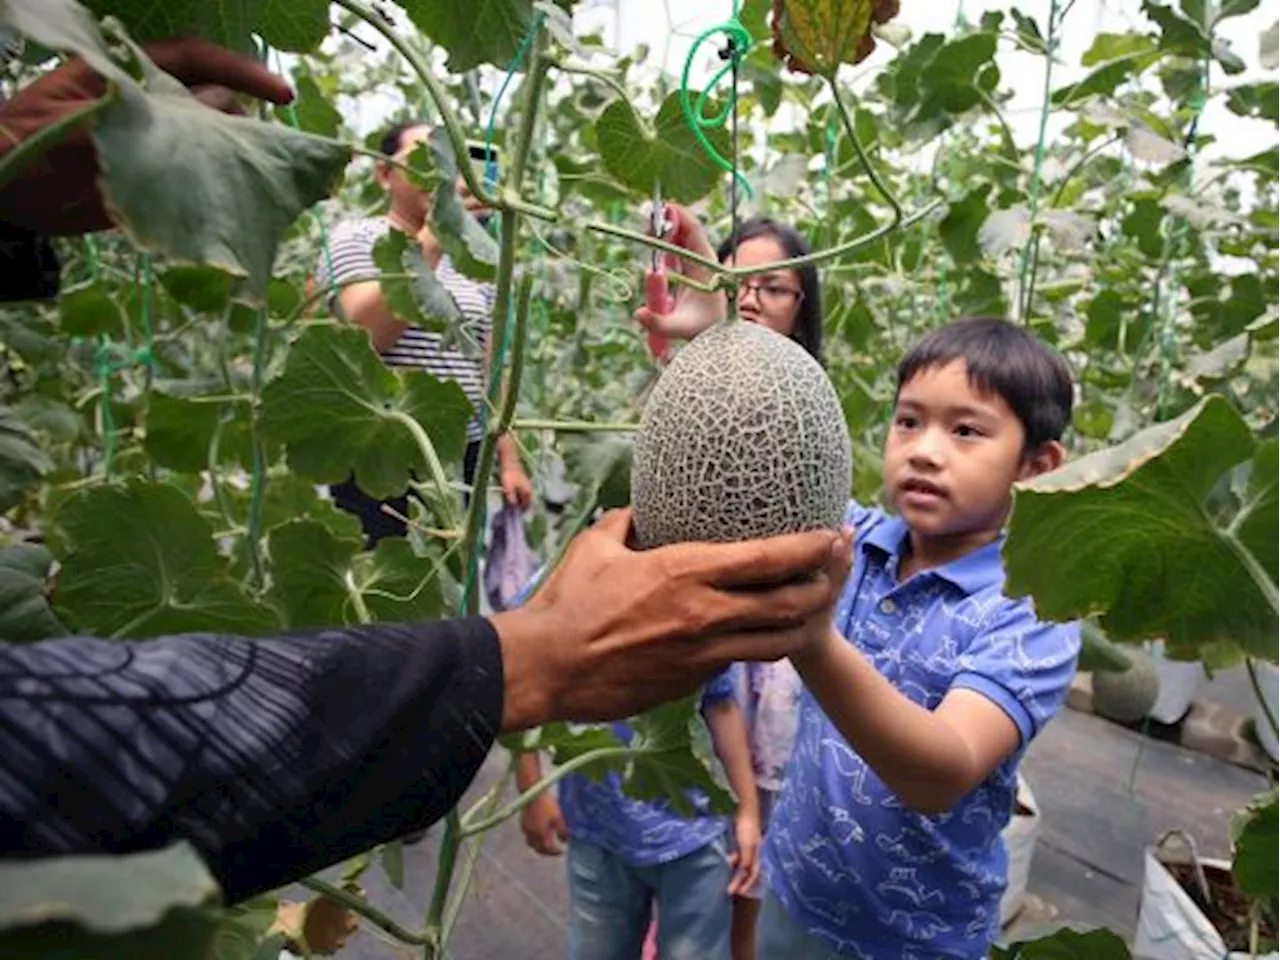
left=300, top=876, right=429, bottom=945
left=286, top=272, right=416, bottom=323
left=510, top=418, right=641, bottom=433
left=442, top=756, right=515, bottom=942
left=424, top=810, right=461, bottom=956
left=497, top=275, right=534, bottom=435
left=548, top=58, right=636, bottom=107
left=0, top=97, right=111, bottom=191
left=1016, top=0, right=1061, bottom=323
left=387, top=410, right=459, bottom=529
left=829, top=82, right=904, bottom=225
left=460, top=746, right=639, bottom=837
left=332, top=0, right=496, bottom=208
left=1245, top=658, right=1278, bottom=739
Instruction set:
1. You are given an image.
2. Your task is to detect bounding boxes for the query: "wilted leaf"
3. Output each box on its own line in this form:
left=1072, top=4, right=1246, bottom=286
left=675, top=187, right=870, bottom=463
left=772, top=0, right=875, bottom=77
left=992, top=926, right=1132, bottom=959
left=595, top=91, right=731, bottom=204
left=0, top=544, right=65, bottom=643
left=1124, top=123, right=1187, bottom=164
left=0, top=406, right=50, bottom=512
left=402, top=0, right=536, bottom=72
left=1005, top=396, right=1276, bottom=660
left=54, top=480, right=278, bottom=639
left=1080, top=100, right=1129, bottom=129
left=978, top=206, right=1031, bottom=256
left=534, top=1, right=582, bottom=56
left=1163, top=194, right=1240, bottom=229
left=259, top=326, right=474, bottom=500
left=0, top=842, right=227, bottom=960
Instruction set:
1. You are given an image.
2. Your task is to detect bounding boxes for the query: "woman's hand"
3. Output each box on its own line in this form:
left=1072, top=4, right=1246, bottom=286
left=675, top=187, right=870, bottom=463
left=633, top=203, right=727, bottom=345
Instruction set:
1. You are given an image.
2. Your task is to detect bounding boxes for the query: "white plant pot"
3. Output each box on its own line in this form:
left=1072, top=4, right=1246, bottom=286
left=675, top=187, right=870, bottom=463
left=1134, top=833, right=1279, bottom=960
left=1143, top=639, right=1204, bottom=724
left=998, top=773, right=1040, bottom=928
left=1252, top=660, right=1278, bottom=762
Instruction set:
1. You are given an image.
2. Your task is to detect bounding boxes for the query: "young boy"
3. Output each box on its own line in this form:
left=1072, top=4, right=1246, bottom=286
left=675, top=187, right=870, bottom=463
left=516, top=658, right=760, bottom=960
left=758, top=317, right=1082, bottom=959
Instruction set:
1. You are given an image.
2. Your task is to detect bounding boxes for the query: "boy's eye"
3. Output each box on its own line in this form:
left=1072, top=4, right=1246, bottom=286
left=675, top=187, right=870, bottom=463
left=894, top=414, right=919, bottom=429
left=954, top=423, right=984, bottom=438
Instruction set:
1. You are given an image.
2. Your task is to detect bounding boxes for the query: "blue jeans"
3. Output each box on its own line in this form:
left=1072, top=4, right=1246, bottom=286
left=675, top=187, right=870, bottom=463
left=566, top=837, right=733, bottom=960
left=759, top=892, right=845, bottom=960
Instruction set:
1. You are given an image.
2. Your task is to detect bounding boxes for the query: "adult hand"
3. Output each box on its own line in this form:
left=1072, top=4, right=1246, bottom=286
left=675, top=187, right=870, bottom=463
left=0, top=37, right=294, bottom=236
left=633, top=203, right=727, bottom=344
left=520, top=792, right=570, bottom=856
left=491, top=508, right=852, bottom=732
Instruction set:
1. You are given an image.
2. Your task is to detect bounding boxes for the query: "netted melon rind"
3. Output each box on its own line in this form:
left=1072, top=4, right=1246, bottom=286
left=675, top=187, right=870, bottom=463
left=632, top=321, right=853, bottom=549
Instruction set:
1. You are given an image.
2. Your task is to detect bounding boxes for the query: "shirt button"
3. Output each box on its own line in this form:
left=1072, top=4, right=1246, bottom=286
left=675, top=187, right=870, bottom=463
left=879, top=597, right=898, bottom=615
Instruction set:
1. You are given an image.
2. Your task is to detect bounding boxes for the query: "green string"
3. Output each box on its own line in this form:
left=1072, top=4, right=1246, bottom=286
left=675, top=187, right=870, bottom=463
left=458, top=11, right=547, bottom=615
left=678, top=3, right=753, bottom=199
left=93, top=253, right=155, bottom=479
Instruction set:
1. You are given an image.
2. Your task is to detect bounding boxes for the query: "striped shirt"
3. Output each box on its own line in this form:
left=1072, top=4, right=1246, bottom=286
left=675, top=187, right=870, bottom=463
left=315, top=216, right=494, bottom=442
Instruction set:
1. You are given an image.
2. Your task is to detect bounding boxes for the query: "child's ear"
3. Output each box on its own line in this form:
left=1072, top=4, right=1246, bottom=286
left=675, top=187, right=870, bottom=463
left=1019, top=440, right=1065, bottom=481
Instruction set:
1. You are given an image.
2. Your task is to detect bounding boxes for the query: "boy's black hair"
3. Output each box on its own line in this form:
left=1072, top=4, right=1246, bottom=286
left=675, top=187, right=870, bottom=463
left=717, top=218, right=823, bottom=364
left=896, top=317, right=1074, bottom=452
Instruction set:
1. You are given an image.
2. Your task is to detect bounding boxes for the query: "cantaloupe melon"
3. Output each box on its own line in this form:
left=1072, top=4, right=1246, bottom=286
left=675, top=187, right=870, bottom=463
left=631, top=321, right=852, bottom=549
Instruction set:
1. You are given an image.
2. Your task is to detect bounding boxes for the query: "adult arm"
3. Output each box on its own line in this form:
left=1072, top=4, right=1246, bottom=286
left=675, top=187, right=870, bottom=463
left=0, top=617, right=504, bottom=905
left=0, top=509, right=850, bottom=903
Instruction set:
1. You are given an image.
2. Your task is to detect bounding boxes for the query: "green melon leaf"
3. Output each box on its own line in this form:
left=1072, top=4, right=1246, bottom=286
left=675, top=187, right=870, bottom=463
left=401, top=0, right=536, bottom=73
left=426, top=129, right=500, bottom=282
left=276, top=75, right=344, bottom=138
left=595, top=91, right=731, bottom=204
left=1226, top=82, right=1280, bottom=124
left=991, top=927, right=1132, bottom=959
left=1231, top=788, right=1278, bottom=904
left=267, top=520, right=447, bottom=628
left=81, top=0, right=330, bottom=54
left=0, top=406, right=51, bottom=512
left=54, top=480, right=279, bottom=639
left=917, top=32, right=999, bottom=116
left=259, top=326, right=474, bottom=500
left=622, top=698, right=735, bottom=818
left=144, top=394, right=254, bottom=473
left=371, top=230, right=458, bottom=336
left=772, top=0, right=875, bottom=78
left=1004, top=395, right=1277, bottom=661
left=218, top=475, right=363, bottom=547
left=58, top=281, right=126, bottom=338
left=939, top=187, right=991, bottom=265
left=0, top=843, right=226, bottom=960
left=1052, top=40, right=1161, bottom=105
left=0, top=544, right=66, bottom=644
left=91, top=61, right=350, bottom=301
left=1082, top=32, right=1155, bottom=65
left=1235, top=439, right=1278, bottom=594
left=160, top=265, right=237, bottom=315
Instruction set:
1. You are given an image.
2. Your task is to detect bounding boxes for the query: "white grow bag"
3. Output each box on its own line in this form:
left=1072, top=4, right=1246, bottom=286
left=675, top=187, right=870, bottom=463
left=998, top=773, right=1040, bottom=928
left=1134, top=831, right=1279, bottom=960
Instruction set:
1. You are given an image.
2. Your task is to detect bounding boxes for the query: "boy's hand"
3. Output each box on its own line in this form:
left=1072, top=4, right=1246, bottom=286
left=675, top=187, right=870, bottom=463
left=520, top=791, right=569, bottom=856
left=727, top=808, right=762, bottom=896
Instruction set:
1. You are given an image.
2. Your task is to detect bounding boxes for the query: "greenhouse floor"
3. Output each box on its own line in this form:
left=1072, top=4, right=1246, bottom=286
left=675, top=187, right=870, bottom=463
left=311, top=703, right=1270, bottom=959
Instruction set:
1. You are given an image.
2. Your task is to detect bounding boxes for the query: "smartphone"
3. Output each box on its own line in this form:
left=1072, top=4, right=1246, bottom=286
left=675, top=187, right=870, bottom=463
left=466, top=140, right=500, bottom=191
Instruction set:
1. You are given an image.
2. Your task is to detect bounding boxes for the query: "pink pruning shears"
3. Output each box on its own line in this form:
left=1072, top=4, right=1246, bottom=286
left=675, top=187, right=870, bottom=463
left=644, top=180, right=673, bottom=361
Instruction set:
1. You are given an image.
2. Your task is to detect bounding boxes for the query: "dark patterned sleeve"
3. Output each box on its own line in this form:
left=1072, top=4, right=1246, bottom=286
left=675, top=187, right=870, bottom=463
left=0, top=220, right=60, bottom=302
left=0, top=616, right=504, bottom=904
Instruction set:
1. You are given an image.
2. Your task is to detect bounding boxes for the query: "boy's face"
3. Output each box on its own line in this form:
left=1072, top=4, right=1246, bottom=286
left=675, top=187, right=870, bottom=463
left=883, top=359, right=1061, bottom=543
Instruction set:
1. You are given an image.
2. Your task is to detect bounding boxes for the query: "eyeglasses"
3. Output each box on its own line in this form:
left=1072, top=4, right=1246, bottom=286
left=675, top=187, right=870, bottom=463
left=730, top=281, right=804, bottom=311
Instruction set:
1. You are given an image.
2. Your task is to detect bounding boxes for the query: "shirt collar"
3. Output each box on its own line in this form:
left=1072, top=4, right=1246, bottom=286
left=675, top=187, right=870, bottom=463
left=860, top=514, right=1005, bottom=596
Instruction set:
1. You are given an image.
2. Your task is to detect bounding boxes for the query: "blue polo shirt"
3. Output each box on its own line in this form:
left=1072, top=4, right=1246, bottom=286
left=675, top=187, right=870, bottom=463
left=762, top=501, right=1080, bottom=959
left=513, top=567, right=735, bottom=867
left=556, top=670, right=737, bottom=867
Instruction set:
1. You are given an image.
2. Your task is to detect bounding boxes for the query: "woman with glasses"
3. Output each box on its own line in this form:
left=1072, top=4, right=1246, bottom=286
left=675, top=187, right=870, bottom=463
left=635, top=207, right=824, bottom=366
left=631, top=206, right=823, bottom=960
